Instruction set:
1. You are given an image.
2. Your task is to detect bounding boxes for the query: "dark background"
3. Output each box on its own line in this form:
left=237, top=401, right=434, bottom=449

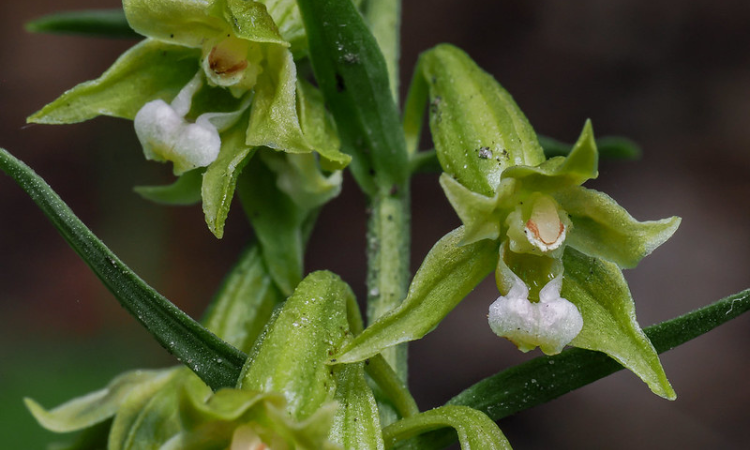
left=1, top=1, right=750, bottom=448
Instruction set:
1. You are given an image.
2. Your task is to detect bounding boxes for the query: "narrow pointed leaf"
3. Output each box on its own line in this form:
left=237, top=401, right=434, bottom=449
left=384, top=406, right=511, bottom=450
left=333, top=227, right=498, bottom=364
left=329, top=363, right=385, bottom=450
left=26, top=9, right=139, bottom=38
left=0, top=148, right=245, bottom=390
left=134, top=168, right=203, bottom=205
left=28, top=39, right=199, bottom=124
left=396, top=289, right=750, bottom=450
left=556, top=186, right=681, bottom=269
left=297, top=0, right=408, bottom=196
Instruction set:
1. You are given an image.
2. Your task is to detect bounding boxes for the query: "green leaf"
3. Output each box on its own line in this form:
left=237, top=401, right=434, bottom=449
left=555, top=185, right=681, bottom=269
left=502, top=120, right=599, bottom=191
left=539, top=135, right=642, bottom=160
left=0, top=147, right=245, bottom=391
left=398, top=289, right=750, bottom=450
left=333, top=227, right=498, bottom=364
left=123, top=0, right=226, bottom=47
left=297, top=0, right=408, bottom=196
left=563, top=247, right=674, bottom=399
left=24, top=369, right=173, bottom=433
left=201, top=110, right=257, bottom=239
left=330, top=363, right=385, bottom=450
left=360, top=0, right=401, bottom=103
left=134, top=168, right=203, bottom=205
left=25, top=9, right=140, bottom=39
left=417, top=43, right=545, bottom=197
left=28, top=39, right=200, bottom=124
left=246, top=45, right=312, bottom=153
left=237, top=152, right=307, bottom=295
left=202, top=245, right=285, bottom=353
left=240, top=271, right=356, bottom=421
left=383, top=406, right=512, bottom=450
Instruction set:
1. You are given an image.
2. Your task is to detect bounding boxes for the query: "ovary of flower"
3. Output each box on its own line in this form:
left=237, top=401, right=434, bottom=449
left=488, top=273, right=583, bottom=355
left=524, top=196, right=567, bottom=252
left=134, top=72, right=250, bottom=175
left=230, top=425, right=269, bottom=450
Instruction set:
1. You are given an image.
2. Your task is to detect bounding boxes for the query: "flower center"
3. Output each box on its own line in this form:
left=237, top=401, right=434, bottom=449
left=524, top=196, right=566, bottom=251
left=202, top=37, right=256, bottom=89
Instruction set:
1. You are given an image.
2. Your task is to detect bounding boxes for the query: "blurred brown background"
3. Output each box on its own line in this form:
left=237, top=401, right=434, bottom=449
left=2, top=0, right=750, bottom=448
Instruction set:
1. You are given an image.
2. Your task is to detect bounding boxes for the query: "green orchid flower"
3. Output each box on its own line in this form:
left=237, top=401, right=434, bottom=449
left=28, top=0, right=350, bottom=238
left=333, top=44, right=680, bottom=399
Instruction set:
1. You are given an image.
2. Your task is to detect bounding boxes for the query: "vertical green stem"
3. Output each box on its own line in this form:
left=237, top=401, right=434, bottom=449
left=366, top=186, right=411, bottom=381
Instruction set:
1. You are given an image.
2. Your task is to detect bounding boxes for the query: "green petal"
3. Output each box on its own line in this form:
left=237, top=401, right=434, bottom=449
left=297, top=79, right=351, bottom=171
left=240, top=271, right=356, bottom=421
left=24, top=369, right=173, bottom=433
left=246, top=45, right=312, bottom=153
left=202, top=245, right=284, bottom=353
left=219, top=0, right=288, bottom=46
left=329, top=363, right=385, bottom=450
left=333, top=227, right=498, bottom=364
left=382, top=406, right=512, bottom=450
left=555, top=185, right=681, bottom=269
left=28, top=39, right=200, bottom=124
left=202, top=110, right=256, bottom=239
left=123, top=0, right=225, bottom=46
left=503, top=119, right=599, bottom=191
left=134, top=168, right=203, bottom=205
left=237, top=153, right=307, bottom=295
left=563, top=247, right=675, bottom=399
left=418, top=44, right=545, bottom=197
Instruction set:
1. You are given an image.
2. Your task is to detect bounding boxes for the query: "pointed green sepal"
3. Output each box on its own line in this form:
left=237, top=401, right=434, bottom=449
left=382, top=406, right=512, bottom=450
left=261, top=152, right=342, bottom=209
left=218, top=0, right=288, bottom=46
left=134, top=168, right=203, bottom=205
left=28, top=39, right=199, bottom=124
left=555, top=185, right=681, bottom=269
left=258, top=0, right=308, bottom=56
left=333, top=227, right=498, bottom=364
left=123, top=0, right=225, bottom=46
left=563, top=247, right=675, bottom=399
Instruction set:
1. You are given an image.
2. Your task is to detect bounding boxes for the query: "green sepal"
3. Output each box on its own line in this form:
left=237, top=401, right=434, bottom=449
left=202, top=110, right=257, bottom=239
left=202, top=245, right=284, bottom=353
left=237, top=152, right=307, bottom=295
left=217, top=0, right=289, bottom=46
left=417, top=43, right=545, bottom=197
left=134, top=168, right=203, bottom=205
left=333, top=227, right=498, bottom=364
left=297, top=79, right=351, bottom=171
left=246, top=45, right=312, bottom=153
left=563, top=247, right=675, bottom=399
left=0, top=148, right=245, bottom=391
left=383, top=406, right=512, bottom=450
left=539, top=134, right=641, bottom=160
left=123, top=0, right=225, bottom=47
left=297, top=0, right=408, bottom=196
left=28, top=39, right=199, bottom=124
left=503, top=120, right=599, bottom=191
left=555, top=185, right=681, bottom=269
left=258, top=0, right=308, bottom=56
left=261, top=152, right=342, bottom=209
left=239, top=271, right=355, bottom=420
left=26, top=9, right=140, bottom=39
left=329, top=363, right=385, bottom=450
left=24, top=369, right=174, bottom=433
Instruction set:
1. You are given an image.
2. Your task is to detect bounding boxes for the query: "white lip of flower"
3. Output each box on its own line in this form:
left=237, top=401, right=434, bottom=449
left=134, top=72, right=251, bottom=175
left=488, top=272, right=583, bottom=355
left=230, top=425, right=269, bottom=450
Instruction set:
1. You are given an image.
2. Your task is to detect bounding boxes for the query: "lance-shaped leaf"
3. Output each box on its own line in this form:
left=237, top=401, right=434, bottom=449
left=555, top=186, right=681, bottom=269
left=383, top=406, right=512, bottom=450
left=237, top=152, right=306, bottom=296
left=134, top=168, right=203, bottom=205
left=26, top=9, right=139, bottom=39
left=329, top=363, right=385, bottom=450
left=397, top=289, right=750, bottom=450
left=412, top=43, right=545, bottom=197
left=0, top=148, right=245, bottom=390
left=240, top=271, right=356, bottom=420
left=28, top=39, right=199, bottom=124
left=563, top=247, right=674, bottom=399
left=297, top=0, right=408, bottom=196
left=333, top=227, right=498, bottom=364
left=24, top=369, right=175, bottom=433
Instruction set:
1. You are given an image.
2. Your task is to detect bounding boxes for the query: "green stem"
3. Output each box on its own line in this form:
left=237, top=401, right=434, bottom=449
left=366, top=188, right=411, bottom=381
